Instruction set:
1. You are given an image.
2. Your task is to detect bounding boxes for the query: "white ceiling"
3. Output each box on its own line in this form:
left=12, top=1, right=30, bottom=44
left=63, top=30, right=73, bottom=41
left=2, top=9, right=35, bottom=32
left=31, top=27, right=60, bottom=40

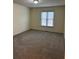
left=13, top=0, right=65, bottom=7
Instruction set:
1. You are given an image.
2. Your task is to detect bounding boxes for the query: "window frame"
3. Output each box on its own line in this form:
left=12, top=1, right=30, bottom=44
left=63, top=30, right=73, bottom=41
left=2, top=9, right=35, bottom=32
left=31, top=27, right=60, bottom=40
left=40, top=11, right=55, bottom=27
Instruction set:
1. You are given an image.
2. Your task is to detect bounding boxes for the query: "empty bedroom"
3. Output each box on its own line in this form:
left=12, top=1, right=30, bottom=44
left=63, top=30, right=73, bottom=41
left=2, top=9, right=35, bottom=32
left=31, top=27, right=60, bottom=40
left=13, top=0, right=65, bottom=59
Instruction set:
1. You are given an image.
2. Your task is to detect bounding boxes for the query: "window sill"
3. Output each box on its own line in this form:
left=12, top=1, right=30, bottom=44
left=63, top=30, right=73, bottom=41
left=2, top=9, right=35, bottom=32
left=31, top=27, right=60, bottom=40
left=41, top=26, right=54, bottom=28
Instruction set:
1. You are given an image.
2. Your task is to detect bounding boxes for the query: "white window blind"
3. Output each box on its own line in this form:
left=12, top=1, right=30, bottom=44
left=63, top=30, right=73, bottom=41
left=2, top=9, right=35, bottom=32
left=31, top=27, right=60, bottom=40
left=41, top=12, right=54, bottom=27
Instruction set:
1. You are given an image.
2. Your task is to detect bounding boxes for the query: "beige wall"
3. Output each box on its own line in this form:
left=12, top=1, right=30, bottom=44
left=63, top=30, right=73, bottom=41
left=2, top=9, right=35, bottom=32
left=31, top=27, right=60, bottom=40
left=13, top=3, right=30, bottom=35
left=30, top=6, right=65, bottom=33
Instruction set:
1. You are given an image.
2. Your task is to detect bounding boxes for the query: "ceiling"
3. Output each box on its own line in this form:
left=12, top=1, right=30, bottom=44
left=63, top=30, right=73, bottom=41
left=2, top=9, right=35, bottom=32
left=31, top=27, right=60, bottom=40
left=13, top=0, right=65, bottom=7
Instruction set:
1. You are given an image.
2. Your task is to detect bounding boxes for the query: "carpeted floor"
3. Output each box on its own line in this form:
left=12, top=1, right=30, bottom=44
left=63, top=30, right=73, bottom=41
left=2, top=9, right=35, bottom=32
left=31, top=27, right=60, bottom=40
left=13, top=30, right=65, bottom=59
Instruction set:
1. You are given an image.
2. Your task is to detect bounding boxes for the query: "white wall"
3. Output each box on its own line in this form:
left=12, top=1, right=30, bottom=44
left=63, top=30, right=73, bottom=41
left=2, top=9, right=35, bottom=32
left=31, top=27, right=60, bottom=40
left=13, top=3, right=30, bottom=35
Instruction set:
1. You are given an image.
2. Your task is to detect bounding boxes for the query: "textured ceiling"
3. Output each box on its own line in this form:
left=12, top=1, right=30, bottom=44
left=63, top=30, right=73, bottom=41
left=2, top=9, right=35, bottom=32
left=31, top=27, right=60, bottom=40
left=13, top=0, right=65, bottom=7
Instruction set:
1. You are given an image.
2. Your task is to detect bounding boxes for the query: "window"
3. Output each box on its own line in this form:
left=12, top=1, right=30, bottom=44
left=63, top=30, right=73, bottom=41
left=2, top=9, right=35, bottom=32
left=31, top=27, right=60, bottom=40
left=41, top=12, right=54, bottom=27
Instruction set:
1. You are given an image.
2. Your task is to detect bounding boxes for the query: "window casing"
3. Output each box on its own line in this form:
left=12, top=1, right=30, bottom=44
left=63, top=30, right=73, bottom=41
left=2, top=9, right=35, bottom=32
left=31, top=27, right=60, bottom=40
left=41, top=12, right=54, bottom=27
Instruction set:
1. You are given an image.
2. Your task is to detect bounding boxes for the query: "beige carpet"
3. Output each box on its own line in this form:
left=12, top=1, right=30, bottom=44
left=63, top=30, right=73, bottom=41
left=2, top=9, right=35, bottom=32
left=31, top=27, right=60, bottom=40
left=13, top=30, right=65, bottom=59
